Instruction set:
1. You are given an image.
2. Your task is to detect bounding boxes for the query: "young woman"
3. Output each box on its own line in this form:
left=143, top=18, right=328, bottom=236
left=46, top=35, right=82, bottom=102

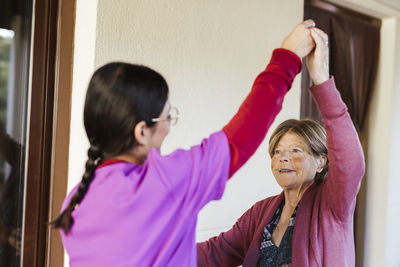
left=53, top=20, right=316, bottom=267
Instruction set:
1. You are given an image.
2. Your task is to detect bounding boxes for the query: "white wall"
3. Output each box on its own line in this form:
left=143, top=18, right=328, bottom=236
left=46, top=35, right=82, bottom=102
left=66, top=0, right=98, bottom=266
left=363, top=17, right=395, bottom=267
left=68, top=0, right=98, bottom=191
left=93, top=0, right=304, bottom=241
left=384, top=16, right=400, bottom=267
left=68, top=0, right=303, bottom=257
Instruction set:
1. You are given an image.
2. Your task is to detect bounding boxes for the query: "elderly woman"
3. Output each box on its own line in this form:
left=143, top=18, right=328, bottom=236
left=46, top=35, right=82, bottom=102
left=197, top=28, right=365, bottom=267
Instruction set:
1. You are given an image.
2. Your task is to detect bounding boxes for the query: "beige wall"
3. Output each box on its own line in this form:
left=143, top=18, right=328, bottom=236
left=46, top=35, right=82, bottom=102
left=67, top=0, right=400, bottom=267
left=363, top=16, right=397, bottom=267
left=386, top=17, right=400, bottom=267
left=66, top=0, right=98, bottom=266
left=68, top=0, right=98, bottom=192
left=93, top=0, right=304, bottom=242
left=69, top=0, right=304, bottom=255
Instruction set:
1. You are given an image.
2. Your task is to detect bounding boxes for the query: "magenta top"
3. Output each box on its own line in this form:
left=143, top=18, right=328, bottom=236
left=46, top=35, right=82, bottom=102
left=61, top=131, right=230, bottom=267
left=59, top=49, right=303, bottom=267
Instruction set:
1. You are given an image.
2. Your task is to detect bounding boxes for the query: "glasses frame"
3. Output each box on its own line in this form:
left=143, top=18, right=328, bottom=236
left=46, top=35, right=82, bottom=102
left=151, top=106, right=180, bottom=126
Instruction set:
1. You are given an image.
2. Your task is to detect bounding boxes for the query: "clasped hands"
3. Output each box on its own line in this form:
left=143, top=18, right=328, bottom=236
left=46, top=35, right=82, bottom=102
left=281, top=19, right=330, bottom=85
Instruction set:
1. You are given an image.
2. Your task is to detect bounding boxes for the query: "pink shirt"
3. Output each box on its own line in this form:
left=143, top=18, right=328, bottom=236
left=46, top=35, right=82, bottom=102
left=61, top=131, right=230, bottom=267
left=59, top=49, right=302, bottom=266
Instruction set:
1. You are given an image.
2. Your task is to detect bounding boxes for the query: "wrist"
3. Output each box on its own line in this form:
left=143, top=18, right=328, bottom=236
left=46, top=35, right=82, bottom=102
left=280, top=44, right=301, bottom=58
left=312, top=74, right=329, bottom=85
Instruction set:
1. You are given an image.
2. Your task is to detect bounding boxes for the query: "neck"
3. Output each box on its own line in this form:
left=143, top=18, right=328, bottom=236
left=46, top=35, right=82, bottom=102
left=283, top=181, right=314, bottom=208
left=114, top=146, right=151, bottom=165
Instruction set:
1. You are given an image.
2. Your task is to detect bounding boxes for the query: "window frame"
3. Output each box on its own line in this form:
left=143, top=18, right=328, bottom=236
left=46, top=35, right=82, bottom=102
left=22, top=0, right=75, bottom=266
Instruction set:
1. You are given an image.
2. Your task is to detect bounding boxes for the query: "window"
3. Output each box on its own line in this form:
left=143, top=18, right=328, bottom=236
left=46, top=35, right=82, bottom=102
left=1, top=0, right=75, bottom=266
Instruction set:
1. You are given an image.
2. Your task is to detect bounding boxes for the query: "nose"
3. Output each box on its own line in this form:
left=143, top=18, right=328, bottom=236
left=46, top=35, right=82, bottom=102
left=279, top=151, right=290, bottom=162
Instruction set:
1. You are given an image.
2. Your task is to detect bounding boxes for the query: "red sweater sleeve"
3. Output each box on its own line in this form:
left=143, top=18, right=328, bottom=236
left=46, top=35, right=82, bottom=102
left=223, top=48, right=302, bottom=177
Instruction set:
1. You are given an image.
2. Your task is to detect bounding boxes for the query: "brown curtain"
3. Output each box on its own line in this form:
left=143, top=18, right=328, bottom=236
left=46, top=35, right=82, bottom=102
left=0, top=0, right=26, bottom=29
left=301, top=0, right=380, bottom=132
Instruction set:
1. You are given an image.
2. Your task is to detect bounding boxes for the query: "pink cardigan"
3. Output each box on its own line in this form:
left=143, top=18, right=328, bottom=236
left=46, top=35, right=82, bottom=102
left=197, top=77, right=365, bottom=267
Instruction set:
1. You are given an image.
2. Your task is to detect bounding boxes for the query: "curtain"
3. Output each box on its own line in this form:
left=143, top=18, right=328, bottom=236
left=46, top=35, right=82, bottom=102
left=301, top=0, right=380, bottom=132
left=0, top=0, right=25, bottom=29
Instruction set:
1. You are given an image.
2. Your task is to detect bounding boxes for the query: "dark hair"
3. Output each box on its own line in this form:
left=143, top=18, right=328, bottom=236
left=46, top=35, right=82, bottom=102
left=268, top=119, right=329, bottom=184
left=52, top=63, right=169, bottom=233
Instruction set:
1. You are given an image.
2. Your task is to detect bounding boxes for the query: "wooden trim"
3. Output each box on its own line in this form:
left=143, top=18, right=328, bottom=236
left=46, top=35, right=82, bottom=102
left=23, top=0, right=58, bottom=265
left=46, top=0, right=76, bottom=266
left=22, top=0, right=75, bottom=266
left=305, top=0, right=381, bottom=27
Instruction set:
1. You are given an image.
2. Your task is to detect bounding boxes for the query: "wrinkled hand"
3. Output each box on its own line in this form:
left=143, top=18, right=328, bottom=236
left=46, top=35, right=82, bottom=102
left=306, top=28, right=330, bottom=85
left=281, top=19, right=316, bottom=58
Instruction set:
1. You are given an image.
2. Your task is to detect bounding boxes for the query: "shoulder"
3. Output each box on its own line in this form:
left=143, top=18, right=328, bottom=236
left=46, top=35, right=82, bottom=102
left=241, top=194, right=282, bottom=219
left=145, top=130, right=230, bottom=182
left=253, top=194, right=281, bottom=210
left=149, top=130, right=228, bottom=162
left=142, top=131, right=230, bottom=202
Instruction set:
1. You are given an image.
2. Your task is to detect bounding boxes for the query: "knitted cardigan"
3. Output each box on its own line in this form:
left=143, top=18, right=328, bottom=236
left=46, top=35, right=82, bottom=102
left=197, top=77, right=365, bottom=267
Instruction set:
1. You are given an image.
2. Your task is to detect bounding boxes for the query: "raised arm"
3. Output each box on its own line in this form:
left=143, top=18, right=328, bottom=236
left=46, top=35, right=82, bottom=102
left=224, top=20, right=315, bottom=177
left=306, top=28, right=365, bottom=219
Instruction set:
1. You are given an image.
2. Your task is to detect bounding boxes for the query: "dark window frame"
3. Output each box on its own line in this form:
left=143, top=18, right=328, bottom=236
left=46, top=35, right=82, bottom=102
left=23, top=0, right=75, bottom=266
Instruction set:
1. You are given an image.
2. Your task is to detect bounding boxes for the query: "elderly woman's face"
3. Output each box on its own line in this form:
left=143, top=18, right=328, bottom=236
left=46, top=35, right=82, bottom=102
left=271, top=132, right=325, bottom=191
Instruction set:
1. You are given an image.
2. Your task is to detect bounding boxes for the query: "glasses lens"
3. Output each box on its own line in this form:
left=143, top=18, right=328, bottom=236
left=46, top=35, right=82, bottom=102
left=169, top=107, right=179, bottom=126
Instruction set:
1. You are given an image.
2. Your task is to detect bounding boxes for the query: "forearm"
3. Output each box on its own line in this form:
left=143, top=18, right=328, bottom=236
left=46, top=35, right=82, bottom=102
left=197, top=202, right=262, bottom=267
left=197, top=237, right=243, bottom=267
left=197, top=225, right=248, bottom=267
left=310, top=77, right=365, bottom=216
left=223, top=49, right=302, bottom=177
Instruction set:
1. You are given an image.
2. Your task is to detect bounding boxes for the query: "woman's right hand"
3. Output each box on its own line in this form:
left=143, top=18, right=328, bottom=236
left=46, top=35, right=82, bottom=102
left=281, top=19, right=316, bottom=58
left=306, top=28, right=330, bottom=85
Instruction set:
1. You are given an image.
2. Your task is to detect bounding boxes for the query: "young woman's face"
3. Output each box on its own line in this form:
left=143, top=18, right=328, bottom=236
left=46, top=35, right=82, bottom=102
left=271, top=132, right=324, bottom=191
left=149, top=102, right=172, bottom=149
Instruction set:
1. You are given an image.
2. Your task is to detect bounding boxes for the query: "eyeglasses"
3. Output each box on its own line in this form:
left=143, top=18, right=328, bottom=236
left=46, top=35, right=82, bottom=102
left=151, top=106, right=180, bottom=126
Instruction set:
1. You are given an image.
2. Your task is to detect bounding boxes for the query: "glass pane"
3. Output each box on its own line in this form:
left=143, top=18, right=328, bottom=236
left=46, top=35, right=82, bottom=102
left=0, top=0, right=33, bottom=266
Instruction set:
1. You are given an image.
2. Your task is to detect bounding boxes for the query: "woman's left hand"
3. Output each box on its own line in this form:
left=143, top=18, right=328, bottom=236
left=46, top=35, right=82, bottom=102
left=306, top=28, right=330, bottom=85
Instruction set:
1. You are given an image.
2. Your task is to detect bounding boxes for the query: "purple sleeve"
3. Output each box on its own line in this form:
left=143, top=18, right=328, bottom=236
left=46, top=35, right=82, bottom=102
left=149, top=131, right=230, bottom=212
left=309, top=77, right=365, bottom=220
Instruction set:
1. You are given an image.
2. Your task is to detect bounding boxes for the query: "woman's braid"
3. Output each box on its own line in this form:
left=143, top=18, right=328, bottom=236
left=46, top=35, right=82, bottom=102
left=51, top=144, right=103, bottom=233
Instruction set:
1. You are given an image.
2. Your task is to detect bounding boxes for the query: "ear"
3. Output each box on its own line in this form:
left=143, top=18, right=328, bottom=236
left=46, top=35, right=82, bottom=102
left=134, top=121, right=152, bottom=146
left=316, top=155, right=327, bottom=173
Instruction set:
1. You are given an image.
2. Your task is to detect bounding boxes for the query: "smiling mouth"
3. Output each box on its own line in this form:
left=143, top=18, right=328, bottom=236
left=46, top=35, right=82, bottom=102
left=279, top=169, right=295, bottom=173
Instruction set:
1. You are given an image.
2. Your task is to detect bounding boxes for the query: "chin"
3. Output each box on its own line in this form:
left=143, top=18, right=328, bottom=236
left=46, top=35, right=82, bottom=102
left=277, top=178, right=299, bottom=189
left=279, top=184, right=296, bottom=190
left=277, top=181, right=293, bottom=189
left=275, top=176, right=296, bottom=185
